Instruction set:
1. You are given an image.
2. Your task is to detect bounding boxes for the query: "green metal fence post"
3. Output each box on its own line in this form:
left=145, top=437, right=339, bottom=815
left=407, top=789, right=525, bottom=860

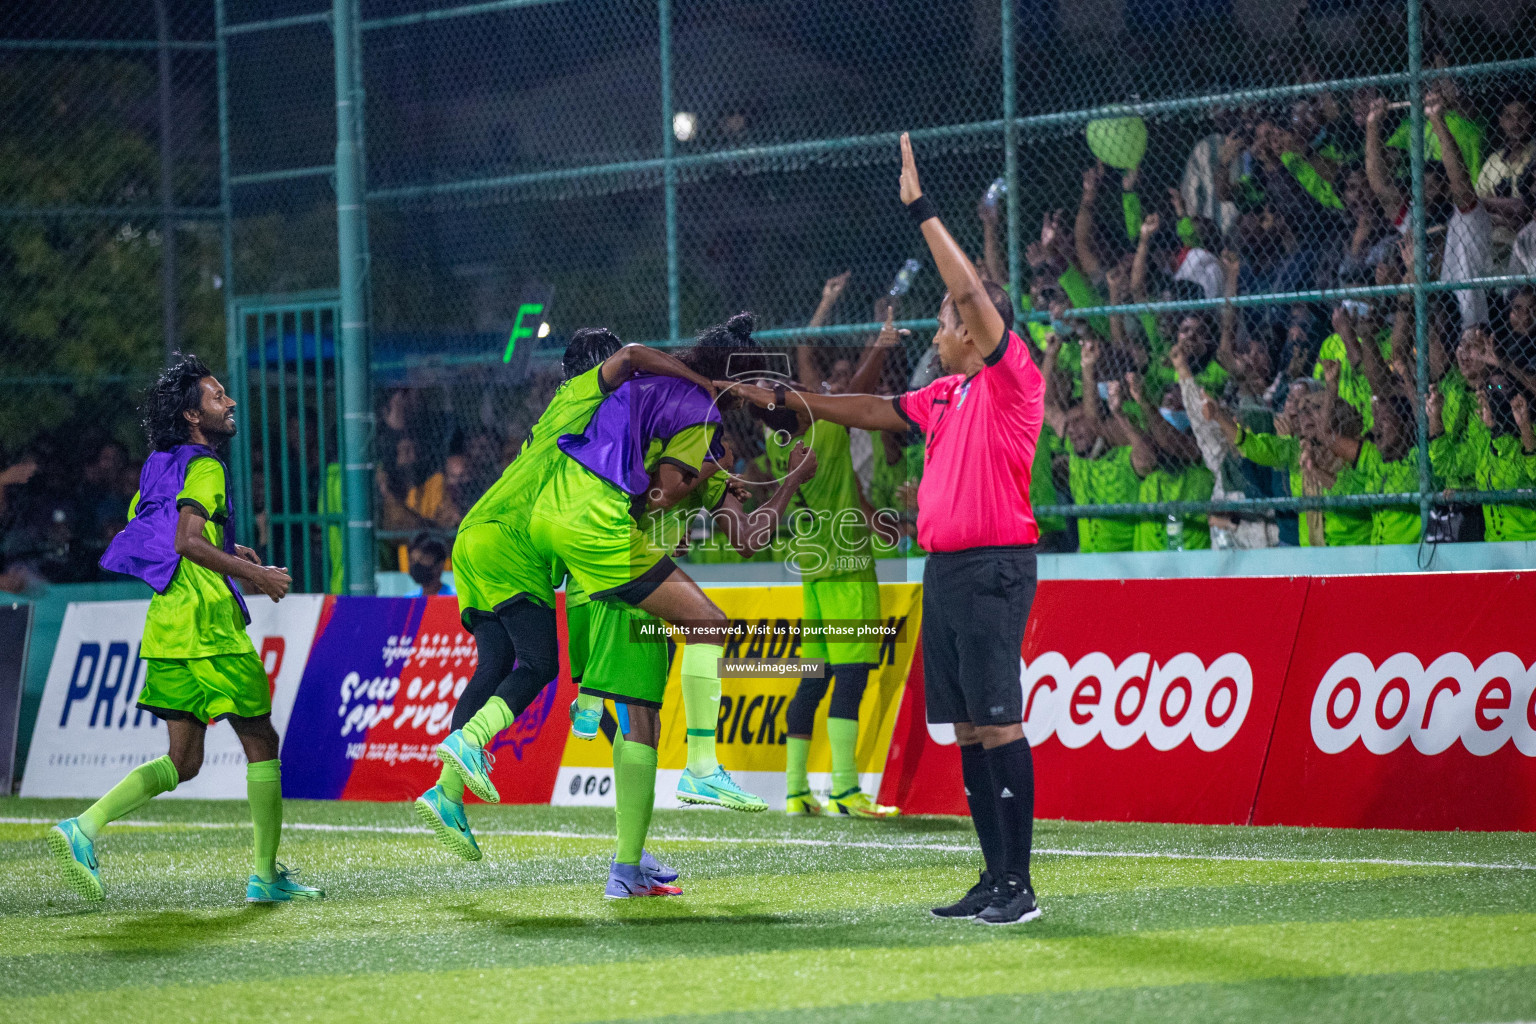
left=334, top=0, right=375, bottom=594
left=660, top=0, right=679, bottom=344
left=154, top=0, right=177, bottom=366
left=1408, top=0, right=1432, bottom=541
left=1001, top=0, right=1021, bottom=310
left=214, top=0, right=252, bottom=547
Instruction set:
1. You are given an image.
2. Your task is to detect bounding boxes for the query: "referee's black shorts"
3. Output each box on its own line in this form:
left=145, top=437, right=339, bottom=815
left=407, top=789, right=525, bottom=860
left=921, top=544, right=1038, bottom=726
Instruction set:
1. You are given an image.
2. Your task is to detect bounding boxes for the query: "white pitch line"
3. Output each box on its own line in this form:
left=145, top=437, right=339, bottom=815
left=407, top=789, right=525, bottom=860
left=4, top=816, right=1534, bottom=872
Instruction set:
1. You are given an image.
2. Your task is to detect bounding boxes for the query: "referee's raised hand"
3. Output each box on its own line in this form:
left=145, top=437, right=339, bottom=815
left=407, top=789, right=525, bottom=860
left=899, top=132, right=923, bottom=204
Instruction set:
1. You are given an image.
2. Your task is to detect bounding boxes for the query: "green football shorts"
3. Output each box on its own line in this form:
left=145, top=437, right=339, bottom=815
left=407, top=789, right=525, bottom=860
left=453, top=520, right=555, bottom=628
left=799, top=575, right=882, bottom=665
left=136, top=651, right=271, bottom=723
left=578, top=600, right=670, bottom=709
left=529, top=460, right=675, bottom=604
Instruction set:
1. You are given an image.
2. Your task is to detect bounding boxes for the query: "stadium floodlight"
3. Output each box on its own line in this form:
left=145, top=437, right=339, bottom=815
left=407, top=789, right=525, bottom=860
left=672, top=111, right=698, bottom=142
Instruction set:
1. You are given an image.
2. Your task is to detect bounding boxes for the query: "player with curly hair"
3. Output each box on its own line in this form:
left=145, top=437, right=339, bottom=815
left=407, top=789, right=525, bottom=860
left=48, top=355, right=320, bottom=904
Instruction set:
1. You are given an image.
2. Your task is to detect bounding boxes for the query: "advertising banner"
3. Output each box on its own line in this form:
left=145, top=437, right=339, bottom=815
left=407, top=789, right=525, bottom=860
left=280, top=594, right=573, bottom=804
left=1254, top=572, right=1536, bottom=831
left=0, top=603, right=32, bottom=792
left=877, top=577, right=1310, bottom=824
left=553, top=583, right=923, bottom=810
left=20, top=595, right=323, bottom=798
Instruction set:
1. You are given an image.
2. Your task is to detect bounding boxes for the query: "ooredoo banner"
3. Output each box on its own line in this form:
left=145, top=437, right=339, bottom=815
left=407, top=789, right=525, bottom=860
left=20, top=595, right=323, bottom=798
left=279, top=594, right=572, bottom=804
left=879, top=577, right=1310, bottom=824
left=1254, top=572, right=1536, bottom=831
left=553, top=583, right=922, bottom=810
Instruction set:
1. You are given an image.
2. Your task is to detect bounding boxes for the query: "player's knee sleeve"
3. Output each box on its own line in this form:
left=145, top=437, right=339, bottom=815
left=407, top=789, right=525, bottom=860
left=453, top=618, right=515, bottom=730
left=495, top=602, right=560, bottom=716
left=499, top=603, right=559, bottom=679
left=828, top=663, right=870, bottom=721
left=785, top=676, right=830, bottom=736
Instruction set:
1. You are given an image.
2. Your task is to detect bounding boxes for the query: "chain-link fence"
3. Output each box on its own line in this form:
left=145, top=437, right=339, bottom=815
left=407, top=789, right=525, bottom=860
left=342, top=0, right=1536, bottom=569
left=0, top=0, right=224, bottom=587
left=4, top=0, right=1536, bottom=592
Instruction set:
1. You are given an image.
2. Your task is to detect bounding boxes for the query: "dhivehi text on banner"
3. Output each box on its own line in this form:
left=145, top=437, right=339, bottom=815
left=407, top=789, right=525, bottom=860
left=279, top=594, right=573, bottom=804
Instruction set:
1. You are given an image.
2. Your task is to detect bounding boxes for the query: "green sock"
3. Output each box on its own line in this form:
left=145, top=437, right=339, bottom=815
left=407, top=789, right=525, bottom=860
left=576, top=692, right=602, bottom=714
left=611, top=732, right=625, bottom=849
left=77, top=755, right=178, bottom=840
left=680, top=642, right=724, bottom=777
left=613, top=740, right=657, bottom=866
left=461, top=695, right=514, bottom=748
left=786, top=736, right=811, bottom=796
left=826, top=716, right=860, bottom=794
left=437, top=763, right=464, bottom=804
left=247, top=759, right=283, bottom=884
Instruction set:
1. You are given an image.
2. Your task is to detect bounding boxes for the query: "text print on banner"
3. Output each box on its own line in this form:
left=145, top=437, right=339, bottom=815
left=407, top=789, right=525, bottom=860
left=281, top=595, right=572, bottom=804
left=912, top=577, right=1309, bottom=825
left=1256, top=572, right=1536, bottom=831
left=21, top=596, right=323, bottom=799
left=554, top=583, right=922, bottom=811
left=1311, top=652, right=1536, bottom=757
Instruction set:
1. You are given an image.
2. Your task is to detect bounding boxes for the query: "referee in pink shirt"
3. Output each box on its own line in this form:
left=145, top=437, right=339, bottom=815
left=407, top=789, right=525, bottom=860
left=734, top=134, right=1045, bottom=925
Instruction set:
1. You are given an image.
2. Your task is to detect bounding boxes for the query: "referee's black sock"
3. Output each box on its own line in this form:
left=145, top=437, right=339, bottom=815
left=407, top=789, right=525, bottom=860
left=985, top=737, right=1036, bottom=890
left=959, top=742, right=1004, bottom=879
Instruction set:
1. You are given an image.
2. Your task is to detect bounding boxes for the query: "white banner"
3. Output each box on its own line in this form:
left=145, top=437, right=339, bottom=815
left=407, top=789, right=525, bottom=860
left=20, top=595, right=324, bottom=799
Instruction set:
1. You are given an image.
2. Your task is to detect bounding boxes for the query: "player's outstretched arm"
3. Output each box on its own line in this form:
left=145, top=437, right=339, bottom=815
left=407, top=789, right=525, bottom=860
left=600, top=343, right=717, bottom=397
left=173, top=505, right=291, bottom=602
left=725, top=381, right=908, bottom=433
left=899, top=132, right=1007, bottom=361
left=718, top=442, right=818, bottom=557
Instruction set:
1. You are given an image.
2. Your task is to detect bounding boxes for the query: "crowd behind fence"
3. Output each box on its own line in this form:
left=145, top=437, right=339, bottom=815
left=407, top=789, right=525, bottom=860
left=2, top=0, right=1535, bottom=592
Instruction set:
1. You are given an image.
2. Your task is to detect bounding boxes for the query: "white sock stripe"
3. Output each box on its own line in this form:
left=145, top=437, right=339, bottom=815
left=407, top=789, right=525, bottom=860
left=3, top=817, right=1532, bottom=872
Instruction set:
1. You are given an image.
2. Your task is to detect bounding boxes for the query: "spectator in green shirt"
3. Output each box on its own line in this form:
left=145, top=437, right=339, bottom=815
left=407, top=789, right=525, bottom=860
left=1433, top=373, right=1536, bottom=541
left=1313, top=299, right=1395, bottom=432
left=1044, top=336, right=1140, bottom=553
left=1207, top=379, right=1373, bottom=546
left=1106, top=375, right=1214, bottom=551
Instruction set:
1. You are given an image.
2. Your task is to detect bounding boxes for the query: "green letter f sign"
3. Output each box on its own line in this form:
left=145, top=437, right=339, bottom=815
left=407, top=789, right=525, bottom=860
left=504, top=303, right=544, bottom=363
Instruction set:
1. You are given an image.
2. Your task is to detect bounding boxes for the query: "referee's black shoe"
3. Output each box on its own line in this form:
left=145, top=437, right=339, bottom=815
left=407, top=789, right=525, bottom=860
left=930, top=871, right=996, bottom=919
left=975, top=875, right=1041, bottom=925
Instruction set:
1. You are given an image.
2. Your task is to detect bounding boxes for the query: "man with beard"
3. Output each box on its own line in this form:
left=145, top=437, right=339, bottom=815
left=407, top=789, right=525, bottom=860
left=733, top=135, right=1046, bottom=925
left=49, top=356, right=319, bottom=904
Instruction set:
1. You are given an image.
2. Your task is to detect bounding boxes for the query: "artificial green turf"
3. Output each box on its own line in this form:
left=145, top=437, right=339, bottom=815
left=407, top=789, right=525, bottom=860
left=2, top=798, right=1533, bottom=1023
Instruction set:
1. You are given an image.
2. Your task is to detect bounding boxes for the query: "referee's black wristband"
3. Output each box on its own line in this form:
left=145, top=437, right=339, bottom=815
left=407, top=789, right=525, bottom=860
left=905, top=194, right=939, bottom=225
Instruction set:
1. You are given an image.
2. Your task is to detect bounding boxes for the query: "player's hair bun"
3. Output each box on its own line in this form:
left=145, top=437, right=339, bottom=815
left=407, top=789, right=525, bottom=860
left=725, top=311, right=755, bottom=341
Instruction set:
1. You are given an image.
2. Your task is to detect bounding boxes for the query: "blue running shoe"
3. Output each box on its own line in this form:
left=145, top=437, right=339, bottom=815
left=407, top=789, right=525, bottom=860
left=437, top=730, right=499, bottom=803
left=675, top=765, right=767, bottom=812
left=247, top=863, right=324, bottom=903
left=604, top=861, right=682, bottom=899
left=413, top=784, right=483, bottom=861
left=47, top=818, right=103, bottom=902
left=640, top=848, right=677, bottom=883
left=569, top=699, right=600, bottom=740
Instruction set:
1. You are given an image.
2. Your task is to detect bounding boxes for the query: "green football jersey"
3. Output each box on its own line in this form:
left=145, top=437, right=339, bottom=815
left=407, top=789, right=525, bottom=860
left=766, top=420, right=874, bottom=581
left=1068, top=446, right=1140, bottom=553
left=460, top=365, right=608, bottom=532
left=134, top=457, right=254, bottom=659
